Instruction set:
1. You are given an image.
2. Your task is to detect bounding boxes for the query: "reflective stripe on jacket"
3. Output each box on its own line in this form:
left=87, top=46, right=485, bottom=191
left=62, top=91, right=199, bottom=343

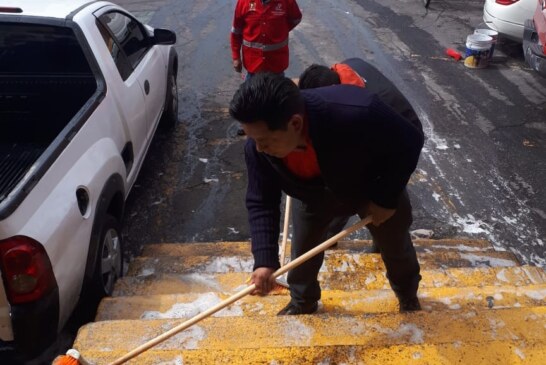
left=231, top=0, right=302, bottom=73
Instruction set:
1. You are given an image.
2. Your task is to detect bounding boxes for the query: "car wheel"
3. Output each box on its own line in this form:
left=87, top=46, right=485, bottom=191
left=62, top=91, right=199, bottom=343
left=90, top=214, right=123, bottom=298
left=159, top=71, right=178, bottom=129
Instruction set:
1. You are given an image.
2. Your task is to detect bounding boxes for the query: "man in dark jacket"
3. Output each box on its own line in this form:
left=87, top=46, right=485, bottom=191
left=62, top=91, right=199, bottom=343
left=229, top=72, right=424, bottom=315
left=297, top=58, right=424, bottom=244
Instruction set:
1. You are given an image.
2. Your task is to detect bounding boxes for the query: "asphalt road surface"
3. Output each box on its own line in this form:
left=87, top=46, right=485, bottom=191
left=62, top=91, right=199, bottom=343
left=15, top=0, right=546, bottom=363
left=120, top=0, right=545, bottom=267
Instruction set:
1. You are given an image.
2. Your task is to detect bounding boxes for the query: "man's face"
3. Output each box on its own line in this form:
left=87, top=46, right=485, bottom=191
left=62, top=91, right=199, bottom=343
left=242, top=116, right=303, bottom=158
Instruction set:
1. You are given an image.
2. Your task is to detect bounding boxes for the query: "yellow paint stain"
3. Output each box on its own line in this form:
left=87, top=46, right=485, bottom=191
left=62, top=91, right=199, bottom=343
left=113, top=266, right=545, bottom=297
left=81, top=237, right=546, bottom=365
left=80, top=341, right=546, bottom=365
left=76, top=307, right=546, bottom=361
left=98, top=284, right=546, bottom=322
left=141, top=238, right=496, bottom=259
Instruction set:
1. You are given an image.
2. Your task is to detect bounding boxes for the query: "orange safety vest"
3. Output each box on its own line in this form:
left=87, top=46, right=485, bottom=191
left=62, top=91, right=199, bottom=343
left=331, top=63, right=366, bottom=87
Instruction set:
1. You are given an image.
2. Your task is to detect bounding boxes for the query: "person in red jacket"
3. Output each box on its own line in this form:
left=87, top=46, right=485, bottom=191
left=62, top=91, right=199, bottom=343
left=231, top=0, right=302, bottom=79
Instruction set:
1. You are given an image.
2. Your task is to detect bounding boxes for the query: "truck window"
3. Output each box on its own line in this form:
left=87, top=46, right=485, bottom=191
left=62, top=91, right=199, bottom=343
left=0, top=23, right=92, bottom=75
left=97, top=12, right=150, bottom=76
left=96, top=19, right=133, bottom=80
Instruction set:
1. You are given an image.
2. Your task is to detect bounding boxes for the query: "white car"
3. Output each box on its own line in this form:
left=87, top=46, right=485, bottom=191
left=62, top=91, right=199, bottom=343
left=523, top=0, right=546, bottom=76
left=0, top=0, right=177, bottom=358
left=483, top=0, right=537, bottom=41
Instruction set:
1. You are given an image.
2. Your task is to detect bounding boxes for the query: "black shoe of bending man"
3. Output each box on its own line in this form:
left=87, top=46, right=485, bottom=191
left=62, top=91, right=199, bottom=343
left=277, top=301, right=318, bottom=315
left=398, top=296, right=422, bottom=313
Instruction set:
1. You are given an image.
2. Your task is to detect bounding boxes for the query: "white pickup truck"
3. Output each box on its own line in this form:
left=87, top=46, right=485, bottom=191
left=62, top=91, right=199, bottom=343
left=0, top=0, right=178, bottom=357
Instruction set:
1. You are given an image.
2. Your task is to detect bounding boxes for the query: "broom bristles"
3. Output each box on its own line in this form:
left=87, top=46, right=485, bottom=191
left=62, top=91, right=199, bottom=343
left=52, top=355, right=80, bottom=365
left=269, top=280, right=290, bottom=295
left=52, top=349, right=88, bottom=365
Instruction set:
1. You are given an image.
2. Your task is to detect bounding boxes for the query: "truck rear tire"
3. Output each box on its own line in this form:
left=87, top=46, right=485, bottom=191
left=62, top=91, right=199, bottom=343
left=88, top=214, right=123, bottom=299
left=159, top=72, right=178, bottom=129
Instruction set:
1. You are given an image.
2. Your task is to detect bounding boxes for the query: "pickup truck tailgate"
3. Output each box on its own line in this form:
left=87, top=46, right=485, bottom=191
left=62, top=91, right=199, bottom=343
left=0, top=144, right=45, bottom=206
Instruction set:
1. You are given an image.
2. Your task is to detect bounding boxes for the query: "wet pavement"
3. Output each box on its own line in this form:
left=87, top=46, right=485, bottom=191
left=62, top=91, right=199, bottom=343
left=119, top=0, right=545, bottom=268
left=10, top=0, right=545, bottom=363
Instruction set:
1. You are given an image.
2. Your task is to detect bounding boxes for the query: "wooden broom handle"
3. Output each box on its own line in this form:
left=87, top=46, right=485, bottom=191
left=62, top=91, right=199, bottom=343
left=273, top=215, right=372, bottom=278
left=108, top=216, right=372, bottom=365
left=279, top=195, right=292, bottom=266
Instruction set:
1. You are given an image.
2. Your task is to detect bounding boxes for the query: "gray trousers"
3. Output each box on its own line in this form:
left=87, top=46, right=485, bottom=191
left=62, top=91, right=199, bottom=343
left=287, top=190, right=421, bottom=305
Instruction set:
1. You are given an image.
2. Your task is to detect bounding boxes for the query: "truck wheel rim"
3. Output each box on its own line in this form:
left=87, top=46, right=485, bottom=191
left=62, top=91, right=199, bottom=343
left=101, top=227, right=121, bottom=294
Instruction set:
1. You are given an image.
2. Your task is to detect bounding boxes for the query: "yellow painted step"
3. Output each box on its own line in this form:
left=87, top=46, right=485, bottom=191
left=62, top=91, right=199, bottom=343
left=73, top=341, right=546, bottom=365
left=140, top=238, right=495, bottom=258
left=126, top=250, right=520, bottom=276
left=96, top=284, right=546, bottom=321
left=113, top=265, right=546, bottom=297
left=75, top=307, right=546, bottom=358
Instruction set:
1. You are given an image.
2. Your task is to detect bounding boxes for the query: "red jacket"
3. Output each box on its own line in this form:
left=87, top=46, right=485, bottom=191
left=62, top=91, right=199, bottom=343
left=231, top=0, right=302, bottom=73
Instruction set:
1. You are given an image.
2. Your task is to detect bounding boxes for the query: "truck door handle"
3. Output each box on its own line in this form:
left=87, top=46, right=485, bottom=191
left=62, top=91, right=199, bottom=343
left=144, top=80, right=150, bottom=95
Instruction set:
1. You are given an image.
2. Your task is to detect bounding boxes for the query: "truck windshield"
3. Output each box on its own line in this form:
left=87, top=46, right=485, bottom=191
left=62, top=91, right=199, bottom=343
left=0, top=23, right=92, bottom=75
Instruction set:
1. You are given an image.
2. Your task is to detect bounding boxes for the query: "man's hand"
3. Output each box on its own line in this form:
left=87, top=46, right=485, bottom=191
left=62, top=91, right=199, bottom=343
left=367, top=202, right=396, bottom=226
left=250, top=267, right=276, bottom=295
left=233, top=59, right=242, bottom=73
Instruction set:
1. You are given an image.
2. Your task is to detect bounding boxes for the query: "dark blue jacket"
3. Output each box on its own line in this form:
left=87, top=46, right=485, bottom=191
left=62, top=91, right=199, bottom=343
left=342, top=57, right=422, bottom=133
left=245, top=84, right=424, bottom=269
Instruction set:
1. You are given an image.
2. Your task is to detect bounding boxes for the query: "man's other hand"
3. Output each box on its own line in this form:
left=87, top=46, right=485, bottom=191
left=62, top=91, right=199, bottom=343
left=233, top=59, right=242, bottom=73
left=368, top=202, right=396, bottom=226
left=250, top=267, right=276, bottom=295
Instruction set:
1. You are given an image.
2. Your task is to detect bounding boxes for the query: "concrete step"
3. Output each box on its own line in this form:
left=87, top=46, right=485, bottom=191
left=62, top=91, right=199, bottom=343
left=140, top=238, right=496, bottom=258
left=126, top=250, right=520, bottom=277
left=76, top=307, right=546, bottom=364
left=96, top=284, right=546, bottom=321
left=73, top=341, right=546, bottom=365
left=113, top=265, right=546, bottom=297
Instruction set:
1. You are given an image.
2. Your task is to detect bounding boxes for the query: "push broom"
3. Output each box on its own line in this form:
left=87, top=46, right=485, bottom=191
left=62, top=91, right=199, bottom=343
left=55, top=215, right=372, bottom=365
left=272, top=194, right=292, bottom=290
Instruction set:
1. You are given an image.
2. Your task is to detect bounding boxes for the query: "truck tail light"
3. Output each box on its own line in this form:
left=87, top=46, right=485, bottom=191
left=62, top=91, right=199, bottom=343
left=0, top=7, right=23, bottom=13
left=495, top=0, right=519, bottom=5
left=0, top=236, right=56, bottom=305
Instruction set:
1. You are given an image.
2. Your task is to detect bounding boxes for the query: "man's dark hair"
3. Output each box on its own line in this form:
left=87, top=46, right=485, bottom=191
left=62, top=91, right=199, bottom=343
left=298, top=64, right=340, bottom=89
left=229, top=72, right=304, bottom=131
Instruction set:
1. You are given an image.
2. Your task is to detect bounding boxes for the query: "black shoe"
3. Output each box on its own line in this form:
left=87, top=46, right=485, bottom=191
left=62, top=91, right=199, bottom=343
left=277, top=301, right=318, bottom=315
left=398, top=296, right=421, bottom=313
left=237, top=128, right=246, bottom=136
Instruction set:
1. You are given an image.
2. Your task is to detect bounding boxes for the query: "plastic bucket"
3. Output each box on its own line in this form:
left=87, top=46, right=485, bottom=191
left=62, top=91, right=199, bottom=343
left=464, top=34, right=493, bottom=69
left=474, top=29, right=498, bottom=59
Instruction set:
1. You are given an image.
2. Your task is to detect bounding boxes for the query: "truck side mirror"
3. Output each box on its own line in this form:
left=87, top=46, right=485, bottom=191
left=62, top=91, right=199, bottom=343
left=153, top=28, right=176, bottom=45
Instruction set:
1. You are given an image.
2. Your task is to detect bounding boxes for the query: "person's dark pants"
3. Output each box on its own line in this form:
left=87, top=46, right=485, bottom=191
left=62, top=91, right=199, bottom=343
left=245, top=71, right=285, bottom=81
left=287, top=190, right=421, bottom=305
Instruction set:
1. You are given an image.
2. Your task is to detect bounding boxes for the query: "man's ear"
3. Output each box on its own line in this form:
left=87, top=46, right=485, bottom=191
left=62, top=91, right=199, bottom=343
left=289, top=114, right=304, bottom=133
